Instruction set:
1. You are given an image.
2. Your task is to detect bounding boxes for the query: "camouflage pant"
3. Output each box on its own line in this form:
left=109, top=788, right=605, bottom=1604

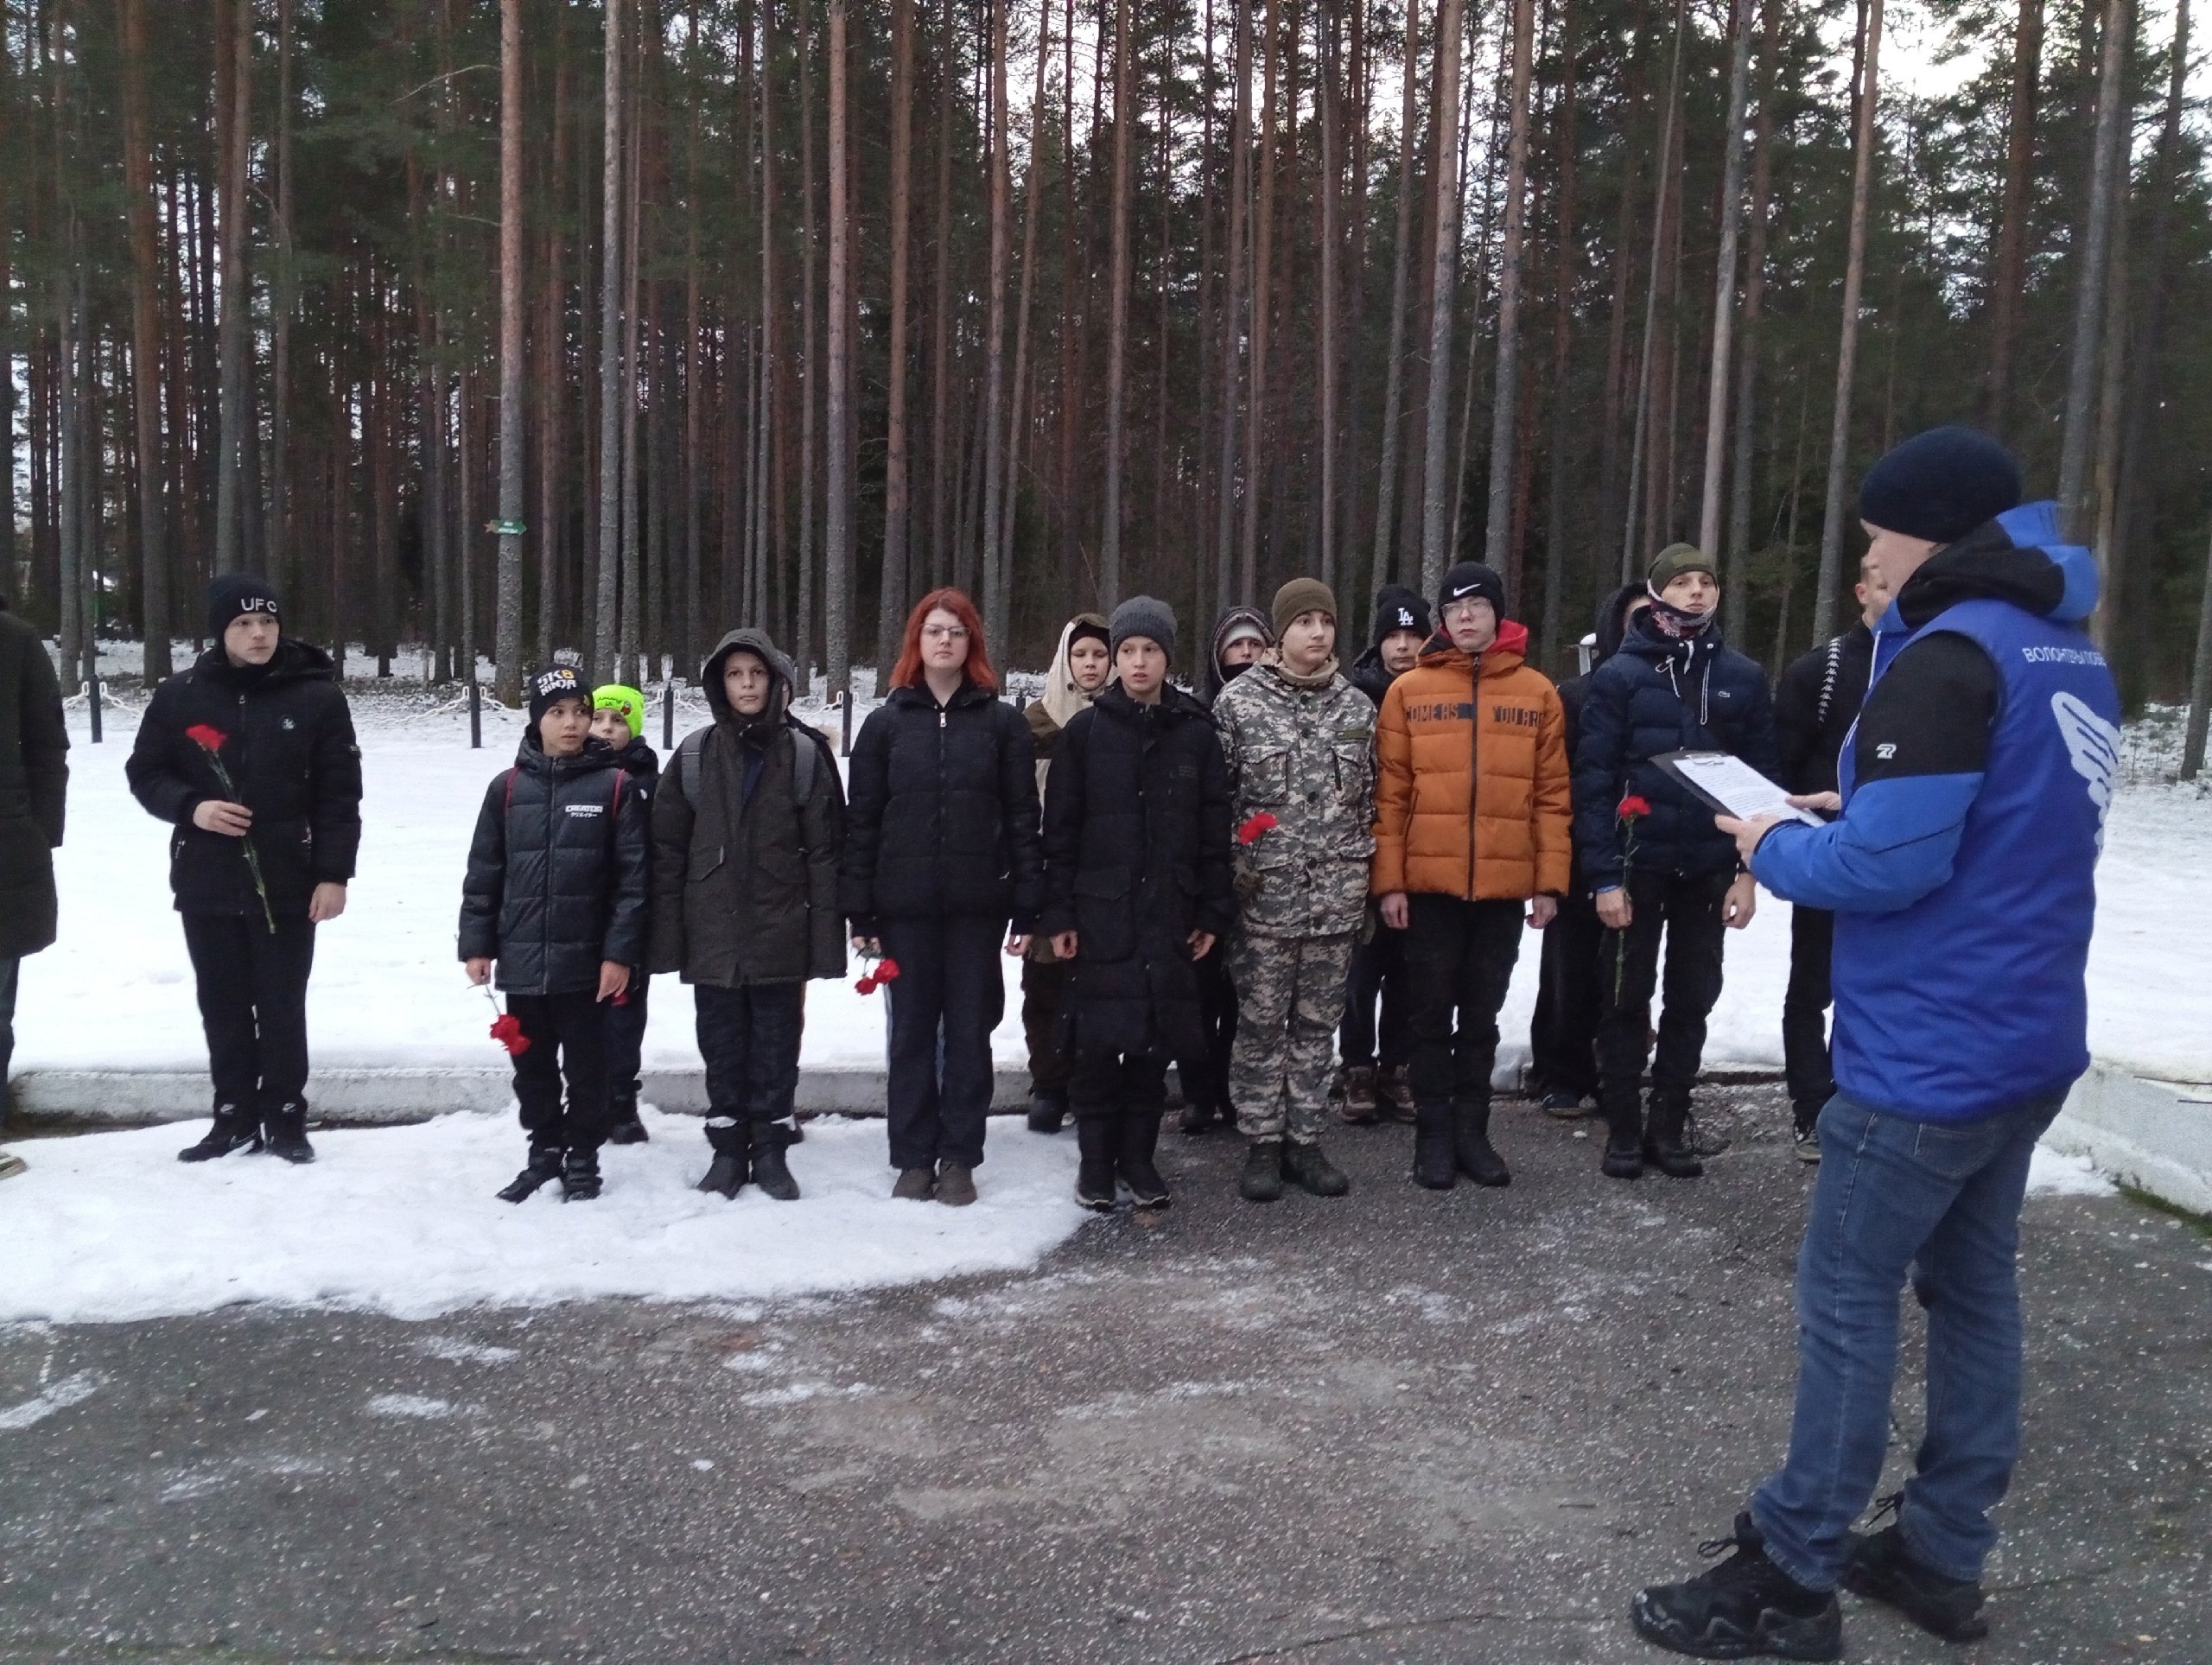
left=1227, top=931, right=1357, bottom=1145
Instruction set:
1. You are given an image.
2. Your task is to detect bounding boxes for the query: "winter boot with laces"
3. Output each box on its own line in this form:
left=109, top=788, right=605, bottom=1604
left=263, top=1100, right=316, bottom=1165
left=1841, top=1499, right=1989, bottom=1643
left=560, top=1146, right=604, bottom=1201
left=1282, top=1140, right=1351, bottom=1198
left=1339, top=1064, right=1380, bottom=1125
left=696, top=1117, right=750, bottom=1198
left=1382, top=1065, right=1417, bottom=1123
left=1238, top=1138, right=1286, bottom=1203
left=1452, top=1098, right=1512, bottom=1186
left=748, top=1121, right=802, bottom=1202
left=604, top=1090, right=649, bottom=1145
left=1644, top=1095, right=1705, bottom=1179
left=1073, top=1115, right=1119, bottom=1212
left=1630, top=1511, right=1842, bottom=1661
left=497, top=1142, right=565, bottom=1203
left=1412, top=1101, right=1458, bottom=1190
left=1601, top=1099, right=1645, bottom=1179
left=1115, top=1109, right=1172, bottom=1209
left=179, top=1103, right=263, bottom=1163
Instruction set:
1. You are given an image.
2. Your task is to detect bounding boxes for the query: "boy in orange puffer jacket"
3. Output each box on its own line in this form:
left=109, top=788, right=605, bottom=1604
left=1371, top=562, right=1572, bottom=1192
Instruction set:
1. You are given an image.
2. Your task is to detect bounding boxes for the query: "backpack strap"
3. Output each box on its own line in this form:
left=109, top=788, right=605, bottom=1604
left=788, top=719, right=820, bottom=807
left=670, top=726, right=712, bottom=807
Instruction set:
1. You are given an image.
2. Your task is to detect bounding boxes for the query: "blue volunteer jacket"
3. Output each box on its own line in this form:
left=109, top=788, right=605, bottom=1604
left=1751, top=503, right=2120, bottom=1122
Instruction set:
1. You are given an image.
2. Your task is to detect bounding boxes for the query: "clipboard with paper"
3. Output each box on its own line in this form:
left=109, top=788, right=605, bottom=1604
left=1651, top=751, right=1825, bottom=826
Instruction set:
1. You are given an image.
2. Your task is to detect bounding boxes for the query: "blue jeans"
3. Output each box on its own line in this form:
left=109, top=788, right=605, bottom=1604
left=1751, top=1090, right=2064, bottom=1592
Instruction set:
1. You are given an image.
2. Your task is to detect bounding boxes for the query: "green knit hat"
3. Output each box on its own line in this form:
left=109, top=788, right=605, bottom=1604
left=591, top=683, right=647, bottom=739
left=1647, top=543, right=1718, bottom=592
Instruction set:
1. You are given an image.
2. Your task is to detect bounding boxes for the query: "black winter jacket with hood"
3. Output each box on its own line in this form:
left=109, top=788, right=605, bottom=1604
left=1572, top=609, right=1780, bottom=890
left=840, top=680, right=1045, bottom=934
left=458, top=732, right=651, bottom=995
left=1349, top=583, right=1433, bottom=708
left=126, top=639, right=363, bottom=917
left=648, top=629, right=845, bottom=987
left=0, top=601, right=67, bottom=959
left=1042, top=683, right=1236, bottom=1064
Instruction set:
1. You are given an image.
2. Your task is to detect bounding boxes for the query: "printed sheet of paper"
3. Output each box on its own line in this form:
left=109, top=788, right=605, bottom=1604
left=1652, top=751, right=1824, bottom=826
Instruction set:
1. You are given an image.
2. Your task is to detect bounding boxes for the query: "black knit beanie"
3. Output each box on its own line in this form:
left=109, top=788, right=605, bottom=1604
left=527, top=664, right=588, bottom=728
left=206, top=572, right=281, bottom=642
left=1438, top=562, right=1505, bottom=617
left=1857, top=426, right=2023, bottom=543
left=1370, top=584, right=1433, bottom=646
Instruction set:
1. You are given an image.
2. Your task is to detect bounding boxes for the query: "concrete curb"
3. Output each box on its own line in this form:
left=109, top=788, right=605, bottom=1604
left=2045, top=1063, right=2212, bottom=1216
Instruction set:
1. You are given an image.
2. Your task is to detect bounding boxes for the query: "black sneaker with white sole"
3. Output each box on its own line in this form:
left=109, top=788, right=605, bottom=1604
left=1630, top=1513, right=1842, bottom=1661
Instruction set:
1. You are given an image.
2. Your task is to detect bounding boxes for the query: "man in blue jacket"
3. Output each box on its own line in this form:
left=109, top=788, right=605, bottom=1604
left=1630, top=428, right=2121, bottom=1661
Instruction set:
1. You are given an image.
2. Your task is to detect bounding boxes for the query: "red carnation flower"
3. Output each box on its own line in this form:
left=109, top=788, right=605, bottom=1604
left=185, top=723, right=229, bottom=753
left=488, top=1013, right=532, bottom=1056
left=1237, top=811, right=1280, bottom=845
left=855, top=975, right=880, bottom=995
left=1617, top=795, right=1652, bottom=820
left=874, top=956, right=901, bottom=983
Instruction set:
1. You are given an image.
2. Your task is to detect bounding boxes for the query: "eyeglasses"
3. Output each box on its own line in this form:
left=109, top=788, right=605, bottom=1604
left=1441, top=600, right=1491, bottom=624
left=922, top=624, right=970, bottom=642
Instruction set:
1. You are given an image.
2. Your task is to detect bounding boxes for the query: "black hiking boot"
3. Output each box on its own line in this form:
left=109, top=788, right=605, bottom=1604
left=1645, top=1096, right=1706, bottom=1179
left=560, top=1147, right=603, bottom=1201
left=1601, top=1102, right=1645, bottom=1179
left=1115, top=1109, right=1171, bottom=1209
left=1074, top=1115, right=1119, bottom=1212
left=263, top=1100, right=316, bottom=1165
left=1179, top=1096, right=1230, bottom=1136
left=749, top=1122, right=802, bottom=1202
left=1238, top=1138, right=1286, bottom=1203
left=1027, top=1089, right=1069, bottom=1134
left=497, top=1143, right=564, bottom=1204
left=1412, top=1101, right=1458, bottom=1190
left=1452, top=1098, right=1512, bottom=1186
left=1630, top=1512, right=1842, bottom=1660
left=1282, top=1140, right=1350, bottom=1198
left=178, top=1103, right=263, bottom=1163
left=604, top=1090, right=649, bottom=1145
left=1841, top=1514, right=1988, bottom=1643
left=696, top=1119, right=749, bottom=1198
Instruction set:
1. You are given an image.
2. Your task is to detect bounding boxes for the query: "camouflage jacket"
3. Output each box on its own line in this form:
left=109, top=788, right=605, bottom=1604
left=1211, top=658, right=1376, bottom=937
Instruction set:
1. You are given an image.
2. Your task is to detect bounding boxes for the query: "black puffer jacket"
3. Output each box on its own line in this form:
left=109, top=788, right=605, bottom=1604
left=125, top=639, right=362, bottom=917
left=458, top=734, right=651, bottom=995
left=1554, top=585, right=1645, bottom=891
left=841, top=681, right=1044, bottom=934
left=649, top=628, right=845, bottom=987
left=1042, top=684, right=1235, bottom=1064
left=0, top=604, right=67, bottom=959
left=1572, top=613, right=1779, bottom=889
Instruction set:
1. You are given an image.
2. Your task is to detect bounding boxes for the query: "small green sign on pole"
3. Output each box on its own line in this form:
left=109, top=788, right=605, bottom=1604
left=486, top=518, right=527, bottom=537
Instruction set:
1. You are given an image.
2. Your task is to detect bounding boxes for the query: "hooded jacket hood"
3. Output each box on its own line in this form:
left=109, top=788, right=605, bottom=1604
left=194, top=636, right=337, bottom=690
left=1202, top=605, right=1274, bottom=706
left=1889, top=500, right=2099, bottom=632
left=1592, top=584, right=1647, bottom=665
left=1040, top=613, right=1112, bottom=731
left=702, top=627, right=798, bottom=731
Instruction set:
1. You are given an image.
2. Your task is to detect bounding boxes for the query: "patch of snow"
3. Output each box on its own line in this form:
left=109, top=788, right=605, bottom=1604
left=2024, top=1147, right=2116, bottom=1198
left=418, top=1336, right=520, bottom=1365
left=739, top=1382, right=874, bottom=1408
left=160, top=1453, right=326, bottom=1501
left=0, top=1370, right=102, bottom=1432
left=1, top=1112, right=1084, bottom=1325
left=365, top=1394, right=467, bottom=1420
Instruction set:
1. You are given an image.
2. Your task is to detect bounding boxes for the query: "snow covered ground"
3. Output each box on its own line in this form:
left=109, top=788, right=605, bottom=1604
left=23, top=678, right=2212, bottom=1085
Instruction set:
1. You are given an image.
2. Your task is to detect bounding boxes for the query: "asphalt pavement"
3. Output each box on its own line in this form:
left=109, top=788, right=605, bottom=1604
left=3, top=1084, right=2206, bottom=1663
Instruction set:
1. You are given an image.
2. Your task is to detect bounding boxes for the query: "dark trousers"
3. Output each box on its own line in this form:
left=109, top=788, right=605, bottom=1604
left=1067, top=1050, right=1170, bottom=1121
left=1399, top=894, right=1526, bottom=1109
left=0, top=956, right=17, bottom=1122
left=1596, top=868, right=1731, bottom=1116
left=1020, top=956, right=1073, bottom=1096
left=1185, top=942, right=1238, bottom=1111
left=1783, top=906, right=1837, bottom=1122
left=880, top=913, right=1005, bottom=1170
left=1339, top=925, right=1412, bottom=1071
left=604, top=974, right=651, bottom=1100
left=1529, top=890, right=1604, bottom=1097
left=181, top=912, right=317, bottom=1113
left=507, top=989, right=612, bottom=1151
left=695, top=982, right=806, bottom=1124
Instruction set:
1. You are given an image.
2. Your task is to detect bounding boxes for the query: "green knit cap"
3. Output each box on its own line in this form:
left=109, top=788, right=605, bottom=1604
left=1647, top=543, right=1718, bottom=591
left=591, top=683, right=647, bottom=738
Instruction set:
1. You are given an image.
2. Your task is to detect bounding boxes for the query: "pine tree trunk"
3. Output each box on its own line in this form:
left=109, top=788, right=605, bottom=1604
left=931, top=0, right=957, bottom=590
left=1724, top=0, right=1778, bottom=600
left=495, top=0, right=526, bottom=702
left=1811, top=0, right=1883, bottom=643
left=879, top=0, right=914, bottom=670
left=269, top=0, right=294, bottom=599
left=2055, top=0, right=2131, bottom=539
left=213, top=0, right=252, bottom=575
left=1985, top=0, right=2043, bottom=435
left=1318, top=0, right=1342, bottom=591
left=1216, top=0, right=1253, bottom=603
left=537, top=10, right=569, bottom=669
left=1619, top=0, right=1684, bottom=581
left=825, top=0, right=852, bottom=724
left=1001, top=0, right=1053, bottom=607
left=1416, top=0, right=1465, bottom=593
left=798, top=0, right=821, bottom=670
left=1096, top=0, right=1133, bottom=607
left=1369, top=0, right=1420, bottom=602
left=619, top=54, right=645, bottom=681
left=1484, top=0, right=1535, bottom=569
left=1536, top=0, right=1578, bottom=670
left=595, top=0, right=626, bottom=677
left=120, top=0, right=170, bottom=679
left=978, top=0, right=1014, bottom=626
left=1694, top=0, right=1756, bottom=558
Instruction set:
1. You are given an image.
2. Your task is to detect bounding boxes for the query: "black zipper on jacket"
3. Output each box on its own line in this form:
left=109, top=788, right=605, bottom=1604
left=1467, top=656, right=1481, bottom=899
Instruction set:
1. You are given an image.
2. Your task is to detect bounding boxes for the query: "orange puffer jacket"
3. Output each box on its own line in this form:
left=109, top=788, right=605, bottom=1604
left=1371, top=621, right=1573, bottom=899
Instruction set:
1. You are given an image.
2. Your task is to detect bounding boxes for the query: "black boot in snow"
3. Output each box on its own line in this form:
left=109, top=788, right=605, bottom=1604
left=1026, top=1089, right=1069, bottom=1134
left=1601, top=1100, right=1645, bottom=1179
left=497, top=1143, right=564, bottom=1203
left=178, top=1103, right=263, bottom=1163
left=560, top=1147, right=604, bottom=1201
left=1630, top=1513, right=1841, bottom=1661
left=263, top=1101, right=316, bottom=1165
left=1644, top=1096, right=1705, bottom=1179
left=1283, top=1141, right=1351, bottom=1198
left=696, top=1118, right=750, bottom=1198
left=603, top=1090, right=649, bottom=1146
left=1412, top=1102, right=1458, bottom=1190
left=1452, top=1098, right=1511, bottom=1186
left=1074, top=1115, right=1119, bottom=1212
left=1115, top=1109, right=1172, bottom=1209
left=1238, top=1138, right=1286, bottom=1203
left=749, top=1121, right=802, bottom=1202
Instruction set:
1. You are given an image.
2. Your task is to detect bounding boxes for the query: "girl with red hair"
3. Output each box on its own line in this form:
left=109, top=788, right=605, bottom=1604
left=839, top=590, right=1044, bottom=1205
